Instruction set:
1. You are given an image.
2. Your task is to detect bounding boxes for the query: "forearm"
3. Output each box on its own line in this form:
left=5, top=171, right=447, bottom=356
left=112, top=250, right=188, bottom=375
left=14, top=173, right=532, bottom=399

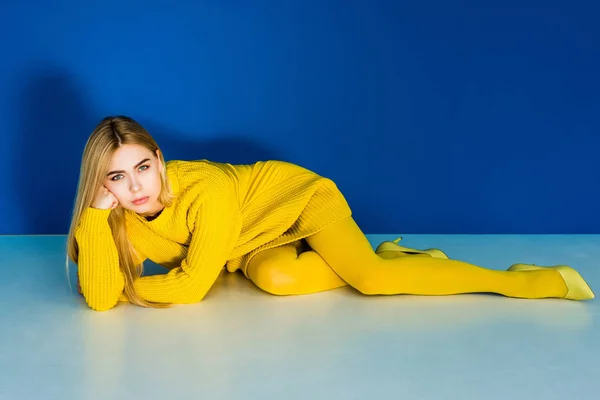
left=75, top=208, right=126, bottom=311
left=132, top=260, right=225, bottom=304
left=131, top=191, right=243, bottom=305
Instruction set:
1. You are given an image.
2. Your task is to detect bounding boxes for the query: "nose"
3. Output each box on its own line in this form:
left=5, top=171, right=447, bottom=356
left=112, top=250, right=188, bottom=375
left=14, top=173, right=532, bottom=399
left=129, top=177, right=142, bottom=193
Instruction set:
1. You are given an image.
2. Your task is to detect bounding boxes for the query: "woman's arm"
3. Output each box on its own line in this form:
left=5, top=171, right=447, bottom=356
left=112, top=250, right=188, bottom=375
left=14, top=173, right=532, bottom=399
left=132, top=185, right=243, bottom=304
left=74, top=207, right=126, bottom=311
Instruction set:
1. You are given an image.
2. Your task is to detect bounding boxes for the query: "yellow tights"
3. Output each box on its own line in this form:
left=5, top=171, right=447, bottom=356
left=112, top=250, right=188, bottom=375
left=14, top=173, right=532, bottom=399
left=247, top=216, right=569, bottom=299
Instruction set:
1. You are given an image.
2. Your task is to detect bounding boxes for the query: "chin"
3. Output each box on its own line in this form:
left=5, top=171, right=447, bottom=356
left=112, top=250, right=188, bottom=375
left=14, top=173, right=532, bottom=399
left=140, top=199, right=160, bottom=212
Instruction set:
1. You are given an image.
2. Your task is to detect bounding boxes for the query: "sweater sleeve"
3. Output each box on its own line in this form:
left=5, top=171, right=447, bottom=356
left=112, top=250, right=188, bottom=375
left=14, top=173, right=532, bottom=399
left=74, top=207, right=126, bottom=311
left=132, top=186, right=243, bottom=304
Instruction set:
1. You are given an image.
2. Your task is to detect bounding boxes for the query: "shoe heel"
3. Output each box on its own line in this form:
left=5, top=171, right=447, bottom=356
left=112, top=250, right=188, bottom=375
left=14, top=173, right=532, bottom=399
left=375, top=237, right=449, bottom=259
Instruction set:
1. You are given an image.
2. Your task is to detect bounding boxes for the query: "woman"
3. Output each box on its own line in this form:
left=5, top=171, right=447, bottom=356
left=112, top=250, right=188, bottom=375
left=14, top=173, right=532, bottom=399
left=66, top=116, right=595, bottom=311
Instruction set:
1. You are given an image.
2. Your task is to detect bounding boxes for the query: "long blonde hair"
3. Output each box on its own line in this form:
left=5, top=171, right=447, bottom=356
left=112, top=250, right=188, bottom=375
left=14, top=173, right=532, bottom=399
left=66, top=116, right=176, bottom=308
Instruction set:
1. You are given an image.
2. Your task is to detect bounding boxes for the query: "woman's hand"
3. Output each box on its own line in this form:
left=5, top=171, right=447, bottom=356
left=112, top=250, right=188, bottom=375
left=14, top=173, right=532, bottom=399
left=92, top=185, right=119, bottom=210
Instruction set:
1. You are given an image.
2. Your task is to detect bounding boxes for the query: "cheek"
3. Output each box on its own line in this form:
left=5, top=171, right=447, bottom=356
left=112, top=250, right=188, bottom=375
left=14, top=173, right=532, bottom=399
left=147, top=172, right=162, bottom=193
left=105, top=182, right=127, bottom=202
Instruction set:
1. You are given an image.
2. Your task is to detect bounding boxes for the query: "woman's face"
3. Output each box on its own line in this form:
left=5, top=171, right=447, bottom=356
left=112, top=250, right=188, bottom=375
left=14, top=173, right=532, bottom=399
left=104, top=144, right=165, bottom=216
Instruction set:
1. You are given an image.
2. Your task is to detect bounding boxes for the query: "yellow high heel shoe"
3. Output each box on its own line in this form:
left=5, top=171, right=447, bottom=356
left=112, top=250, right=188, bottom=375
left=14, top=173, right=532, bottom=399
left=375, top=237, right=449, bottom=259
left=508, top=263, right=595, bottom=300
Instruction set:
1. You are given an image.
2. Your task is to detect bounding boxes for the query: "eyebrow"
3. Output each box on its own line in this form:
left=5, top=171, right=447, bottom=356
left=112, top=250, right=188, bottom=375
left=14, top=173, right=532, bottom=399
left=107, top=158, right=151, bottom=176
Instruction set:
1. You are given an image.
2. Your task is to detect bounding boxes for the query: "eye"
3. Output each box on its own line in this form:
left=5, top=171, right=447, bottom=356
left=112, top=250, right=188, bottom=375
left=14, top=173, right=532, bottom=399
left=109, top=165, right=149, bottom=182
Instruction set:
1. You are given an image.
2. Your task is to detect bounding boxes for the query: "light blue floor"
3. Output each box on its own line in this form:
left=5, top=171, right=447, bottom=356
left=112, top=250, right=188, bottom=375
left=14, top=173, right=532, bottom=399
left=0, top=234, right=598, bottom=399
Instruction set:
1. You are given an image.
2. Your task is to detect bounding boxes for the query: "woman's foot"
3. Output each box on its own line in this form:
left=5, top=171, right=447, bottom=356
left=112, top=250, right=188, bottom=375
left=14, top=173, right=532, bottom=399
left=508, top=263, right=595, bottom=300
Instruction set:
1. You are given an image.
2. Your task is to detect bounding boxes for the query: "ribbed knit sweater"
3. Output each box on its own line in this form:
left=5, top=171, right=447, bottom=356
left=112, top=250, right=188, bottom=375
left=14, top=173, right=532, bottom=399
left=74, top=159, right=352, bottom=311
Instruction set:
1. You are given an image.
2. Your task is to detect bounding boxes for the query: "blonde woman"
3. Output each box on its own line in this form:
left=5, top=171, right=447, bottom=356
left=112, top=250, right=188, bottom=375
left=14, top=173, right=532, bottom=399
left=66, top=116, right=595, bottom=311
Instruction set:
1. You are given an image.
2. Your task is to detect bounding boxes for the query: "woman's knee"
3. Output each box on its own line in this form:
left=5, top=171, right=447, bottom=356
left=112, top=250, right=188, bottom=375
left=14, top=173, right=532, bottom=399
left=349, top=275, right=380, bottom=295
left=248, top=259, right=297, bottom=296
left=337, top=264, right=390, bottom=295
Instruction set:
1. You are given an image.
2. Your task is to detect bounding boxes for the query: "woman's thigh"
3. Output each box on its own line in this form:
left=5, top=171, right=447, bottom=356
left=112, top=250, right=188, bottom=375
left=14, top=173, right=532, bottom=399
left=246, top=240, right=348, bottom=295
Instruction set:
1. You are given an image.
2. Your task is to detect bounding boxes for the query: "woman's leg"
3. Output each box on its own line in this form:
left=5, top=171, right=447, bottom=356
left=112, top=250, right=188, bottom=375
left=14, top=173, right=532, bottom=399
left=247, top=239, right=437, bottom=295
left=247, top=240, right=348, bottom=295
left=305, top=216, right=570, bottom=299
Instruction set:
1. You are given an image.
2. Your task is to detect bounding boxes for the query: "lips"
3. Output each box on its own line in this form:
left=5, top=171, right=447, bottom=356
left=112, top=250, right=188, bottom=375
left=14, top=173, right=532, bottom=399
left=132, top=196, right=149, bottom=205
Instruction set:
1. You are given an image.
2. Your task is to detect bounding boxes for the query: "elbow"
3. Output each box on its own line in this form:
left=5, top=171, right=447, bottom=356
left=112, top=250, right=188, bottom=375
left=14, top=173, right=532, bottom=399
left=78, top=278, right=125, bottom=311
left=85, top=299, right=119, bottom=312
left=185, top=292, right=207, bottom=304
left=81, top=291, right=121, bottom=312
left=180, top=284, right=208, bottom=304
left=89, top=303, right=118, bottom=312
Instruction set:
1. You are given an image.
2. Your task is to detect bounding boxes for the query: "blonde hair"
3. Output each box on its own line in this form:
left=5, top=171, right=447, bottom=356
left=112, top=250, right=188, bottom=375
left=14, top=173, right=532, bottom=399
left=66, top=116, right=176, bottom=308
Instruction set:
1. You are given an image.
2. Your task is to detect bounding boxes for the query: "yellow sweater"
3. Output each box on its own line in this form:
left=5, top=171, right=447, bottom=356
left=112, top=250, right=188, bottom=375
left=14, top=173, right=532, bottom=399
left=74, top=159, right=352, bottom=311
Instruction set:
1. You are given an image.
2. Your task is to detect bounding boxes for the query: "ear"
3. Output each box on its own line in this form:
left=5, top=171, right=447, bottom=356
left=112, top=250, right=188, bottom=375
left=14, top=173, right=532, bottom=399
left=156, top=149, right=164, bottom=173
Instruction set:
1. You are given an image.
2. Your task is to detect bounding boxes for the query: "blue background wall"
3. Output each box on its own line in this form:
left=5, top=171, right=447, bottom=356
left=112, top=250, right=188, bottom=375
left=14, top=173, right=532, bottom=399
left=1, top=0, right=598, bottom=235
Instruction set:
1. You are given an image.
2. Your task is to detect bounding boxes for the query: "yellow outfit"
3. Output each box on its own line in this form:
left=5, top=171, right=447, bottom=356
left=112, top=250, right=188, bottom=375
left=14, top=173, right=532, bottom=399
left=75, top=159, right=594, bottom=312
left=74, top=159, right=352, bottom=311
